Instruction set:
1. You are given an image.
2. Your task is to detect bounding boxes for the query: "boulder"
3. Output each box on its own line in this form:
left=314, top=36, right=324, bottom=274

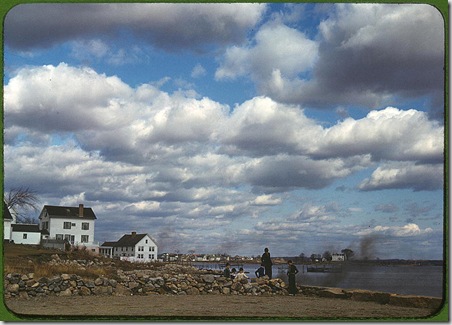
left=186, top=287, right=200, bottom=295
left=79, top=286, right=91, bottom=296
left=59, top=288, right=72, bottom=296
left=114, top=284, right=131, bottom=296
left=7, top=284, right=19, bottom=294
left=61, top=274, right=71, bottom=281
left=94, top=277, right=104, bottom=286
left=201, top=274, right=215, bottom=283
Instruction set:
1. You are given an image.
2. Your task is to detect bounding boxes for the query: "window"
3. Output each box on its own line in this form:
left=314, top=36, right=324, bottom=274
left=138, top=246, right=144, bottom=251
left=149, top=246, right=155, bottom=252
left=82, top=223, right=89, bottom=230
left=64, top=234, right=75, bottom=244
left=138, top=254, right=144, bottom=259
left=23, top=234, right=27, bottom=239
left=56, top=234, right=63, bottom=240
left=149, top=254, right=154, bottom=259
left=63, top=222, right=71, bottom=229
left=145, top=239, right=148, bottom=244
left=81, top=235, right=89, bottom=243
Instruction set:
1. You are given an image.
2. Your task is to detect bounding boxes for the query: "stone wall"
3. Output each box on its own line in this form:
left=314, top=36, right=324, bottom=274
left=4, top=259, right=443, bottom=311
left=4, top=264, right=289, bottom=299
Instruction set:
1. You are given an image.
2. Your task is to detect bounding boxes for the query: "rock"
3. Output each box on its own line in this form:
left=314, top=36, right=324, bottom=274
left=79, top=286, right=91, bottom=296
left=114, top=284, right=131, bottom=296
left=129, top=282, right=140, bottom=290
left=85, top=281, right=95, bottom=288
left=93, top=286, right=113, bottom=295
left=18, top=291, right=29, bottom=299
left=61, top=274, right=71, bottom=281
left=349, top=289, right=377, bottom=302
left=318, top=288, right=348, bottom=299
left=59, top=288, right=72, bottom=296
left=7, top=284, right=19, bottom=293
left=388, top=294, right=442, bottom=309
left=223, top=281, right=233, bottom=287
left=201, top=274, right=215, bottom=283
left=186, top=287, right=200, bottom=295
left=94, top=278, right=104, bottom=286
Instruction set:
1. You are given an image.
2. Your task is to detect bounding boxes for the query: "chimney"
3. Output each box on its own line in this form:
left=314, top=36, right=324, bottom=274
left=131, top=231, right=136, bottom=237
left=79, top=204, right=84, bottom=218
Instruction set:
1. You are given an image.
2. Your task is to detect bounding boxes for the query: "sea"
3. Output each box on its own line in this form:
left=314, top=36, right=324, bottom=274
left=194, top=262, right=444, bottom=298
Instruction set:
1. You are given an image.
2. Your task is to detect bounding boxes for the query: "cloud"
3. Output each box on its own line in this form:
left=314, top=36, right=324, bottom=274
left=216, top=4, right=444, bottom=113
left=315, top=107, right=444, bottom=163
left=220, top=96, right=323, bottom=157
left=252, top=194, right=282, bottom=206
left=356, top=223, right=433, bottom=237
left=306, top=3, right=444, bottom=108
left=216, top=22, right=318, bottom=84
left=5, top=64, right=443, bottom=194
left=191, top=64, right=207, bottom=78
left=5, top=3, right=267, bottom=52
left=358, top=162, right=443, bottom=191
left=5, top=63, right=133, bottom=133
left=374, top=203, right=399, bottom=213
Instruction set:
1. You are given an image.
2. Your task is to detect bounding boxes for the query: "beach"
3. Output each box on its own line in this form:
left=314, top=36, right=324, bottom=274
left=5, top=294, right=442, bottom=321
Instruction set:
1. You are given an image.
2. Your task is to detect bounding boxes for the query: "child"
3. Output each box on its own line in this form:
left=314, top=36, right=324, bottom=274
left=230, top=268, right=237, bottom=280
left=235, top=267, right=249, bottom=282
left=223, top=263, right=231, bottom=278
left=287, top=260, right=299, bottom=295
left=255, top=264, right=265, bottom=278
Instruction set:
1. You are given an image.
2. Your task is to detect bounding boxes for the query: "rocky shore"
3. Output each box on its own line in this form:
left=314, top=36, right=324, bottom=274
left=4, top=254, right=443, bottom=311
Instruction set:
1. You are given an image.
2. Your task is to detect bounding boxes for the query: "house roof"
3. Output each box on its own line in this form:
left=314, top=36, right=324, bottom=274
left=108, top=234, right=149, bottom=247
left=3, top=202, right=13, bottom=220
left=100, top=241, right=117, bottom=247
left=115, top=233, right=148, bottom=247
left=12, top=224, right=41, bottom=233
left=40, top=205, right=97, bottom=220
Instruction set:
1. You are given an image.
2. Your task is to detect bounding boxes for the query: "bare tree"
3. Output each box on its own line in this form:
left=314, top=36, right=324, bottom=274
left=4, top=187, right=40, bottom=223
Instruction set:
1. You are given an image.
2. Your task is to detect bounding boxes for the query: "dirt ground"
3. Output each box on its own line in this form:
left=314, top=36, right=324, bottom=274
left=4, top=294, right=442, bottom=321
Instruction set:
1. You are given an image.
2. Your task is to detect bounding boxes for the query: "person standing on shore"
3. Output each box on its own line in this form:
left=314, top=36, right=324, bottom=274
left=287, top=260, right=299, bottom=295
left=261, top=247, right=273, bottom=279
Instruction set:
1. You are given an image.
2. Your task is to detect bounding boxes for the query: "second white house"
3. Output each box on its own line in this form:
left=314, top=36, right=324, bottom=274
left=100, top=232, right=158, bottom=262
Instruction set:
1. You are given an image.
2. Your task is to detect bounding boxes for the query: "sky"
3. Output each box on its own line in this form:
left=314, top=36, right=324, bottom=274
left=3, top=3, right=445, bottom=259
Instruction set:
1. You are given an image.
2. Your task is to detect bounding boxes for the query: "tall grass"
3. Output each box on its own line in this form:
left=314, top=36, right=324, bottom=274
left=4, top=258, right=110, bottom=279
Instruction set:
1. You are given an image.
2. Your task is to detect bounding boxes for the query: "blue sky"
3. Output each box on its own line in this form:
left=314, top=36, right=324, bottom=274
left=3, top=3, right=445, bottom=259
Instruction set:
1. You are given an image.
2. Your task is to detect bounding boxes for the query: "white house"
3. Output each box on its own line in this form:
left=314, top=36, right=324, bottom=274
left=3, top=202, right=13, bottom=242
left=11, top=224, right=43, bottom=245
left=332, top=253, right=346, bottom=262
left=100, top=232, right=158, bottom=262
left=39, top=204, right=98, bottom=251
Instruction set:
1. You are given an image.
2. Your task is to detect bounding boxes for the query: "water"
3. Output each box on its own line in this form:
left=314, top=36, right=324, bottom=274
left=194, top=263, right=444, bottom=298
